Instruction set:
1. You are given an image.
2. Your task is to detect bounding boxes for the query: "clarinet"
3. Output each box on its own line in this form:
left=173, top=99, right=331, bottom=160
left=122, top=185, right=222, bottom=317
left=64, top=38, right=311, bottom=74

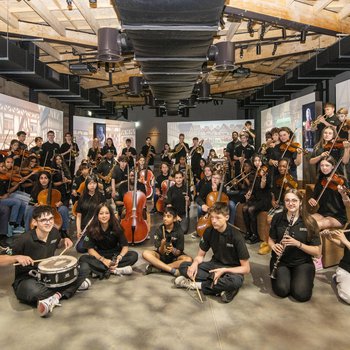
left=270, top=213, right=295, bottom=279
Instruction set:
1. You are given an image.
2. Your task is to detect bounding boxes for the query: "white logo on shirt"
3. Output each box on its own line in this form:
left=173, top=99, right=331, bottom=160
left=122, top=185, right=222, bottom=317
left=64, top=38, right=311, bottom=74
left=226, top=243, right=234, bottom=247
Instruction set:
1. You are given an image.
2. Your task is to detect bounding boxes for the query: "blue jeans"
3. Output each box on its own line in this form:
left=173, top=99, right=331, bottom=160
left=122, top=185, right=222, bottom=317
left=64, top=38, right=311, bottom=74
left=24, top=205, right=70, bottom=232
left=197, top=200, right=236, bottom=224
left=0, top=197, right=26, bottom=224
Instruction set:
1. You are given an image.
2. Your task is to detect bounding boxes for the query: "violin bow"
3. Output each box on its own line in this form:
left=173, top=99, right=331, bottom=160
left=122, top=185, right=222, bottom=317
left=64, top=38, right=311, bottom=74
left=276, top=159, right=290, bottom=206
left=281, top=128, right=298, bottom=159
left=314, top=157, right=343, bottom=206
left=1, top=129, right=10, bottom=150
left=327, top=118, right=347, bottom=155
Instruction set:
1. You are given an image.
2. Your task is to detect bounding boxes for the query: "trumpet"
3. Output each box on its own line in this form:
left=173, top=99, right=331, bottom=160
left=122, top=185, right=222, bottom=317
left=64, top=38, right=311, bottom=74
left=311, top=114, right=327, bottom=129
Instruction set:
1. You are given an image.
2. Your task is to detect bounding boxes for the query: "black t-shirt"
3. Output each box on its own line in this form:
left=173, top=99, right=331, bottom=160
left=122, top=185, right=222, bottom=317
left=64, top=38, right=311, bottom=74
left=200, top=225, right=250, bottom=266
left=165, top=184, right=191, bottom=216
left=112, top=165, right=128, bottom=183
left=60, top=142, right=80, bottom=163
left=270, top=143, right=298, bottom=174
left=160, top=152, right=172, bottom=166
left=140, top=145, right=156, bottom=166
left=313, top=178, right=348, bottom=225
left=12, top=228, right=61, bottom=282
left=76, top=193, right=106, bottom=228
left=190, top=148, right=202, bottom=175
left=226, top=140, right=241, bottom=161
left=153, top=222, right=184, bottom=254
left=97, top=159, right=115, bottom=177
left=339, top=231, right=350, bottom=273
left=196, top=182, right=227, bottom=207
left=155, top=174, right=170, bottom=191
left=173, top=143, right=190, bottom=164
left=101, top=145, right=117, bottom=156
left=87, top=148, right=101, bottom=161
left=42, top=141, right=61, bottom=166
left=83, top=226, right=128, bottom=253
left=269, top=212, right=321, bottom=267
left=234, top=144, right=255, bottom=174
left=29, top=146, right=44, bottom=161
left=18, top=141, right=27, bottom=150
left=122, top=147, right=137, bottom=168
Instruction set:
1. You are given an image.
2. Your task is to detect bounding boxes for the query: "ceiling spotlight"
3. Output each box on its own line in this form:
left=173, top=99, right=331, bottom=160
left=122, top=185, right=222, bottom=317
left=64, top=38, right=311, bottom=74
left=272, top=42, right=279, bottom=56
left=260, top=22, right=266, bottom=41
left=281, top=27, right=287, bottom=39
left=256, top=43, right=261, bottom=55
left=300, top=30, right=307, bottom=43
left=240, top=47, right=244, bottom=59
left=89, top=0, right=97, bottom=8
left=247, top=20, right=254, bottom=37
left=66, top=0, right=72, bottom=10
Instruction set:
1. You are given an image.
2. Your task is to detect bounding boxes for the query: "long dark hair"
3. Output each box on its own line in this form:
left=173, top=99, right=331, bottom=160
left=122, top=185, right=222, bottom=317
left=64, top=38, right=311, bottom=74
left=31, top=171, right=51, bottom=200
left=52, top=154, right=70, bottom=177
left=86, top=203, right=123, bottom=240
left=78, top=175, right=103, bottom=213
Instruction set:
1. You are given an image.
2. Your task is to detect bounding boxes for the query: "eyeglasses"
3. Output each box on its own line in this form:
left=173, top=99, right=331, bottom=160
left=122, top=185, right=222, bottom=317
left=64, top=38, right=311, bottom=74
left=37, top=217, right=54, bottom=224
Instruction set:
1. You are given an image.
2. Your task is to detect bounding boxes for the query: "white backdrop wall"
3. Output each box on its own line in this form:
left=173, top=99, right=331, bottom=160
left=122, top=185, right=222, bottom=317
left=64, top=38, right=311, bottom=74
left=336, top=79, right=350, bottom=111
left=0, top=92, right=64, bottom=147
left=73, top=116, right=136, bottom=165
left=167, top=119, right=254, bottom=158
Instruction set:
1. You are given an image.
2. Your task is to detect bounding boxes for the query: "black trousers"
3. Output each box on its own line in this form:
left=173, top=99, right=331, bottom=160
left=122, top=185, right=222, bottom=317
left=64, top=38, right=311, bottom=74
left=179, top=260, right=244, bottom=295
left=79, top=250, right=138, bottom=275
left=179, top=214, right=189, bottom=235
left=242, top=200, right=266, bottom=235
left=270, top=260, right=315, bottom=302
left=13, top=257, right=90, bottom=305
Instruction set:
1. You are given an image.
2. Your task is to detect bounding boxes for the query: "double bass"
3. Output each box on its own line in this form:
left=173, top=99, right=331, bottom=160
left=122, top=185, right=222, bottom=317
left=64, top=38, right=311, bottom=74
left=121, top=169, right=148, bottom=244
left=196, top=171, right=229, bottom=237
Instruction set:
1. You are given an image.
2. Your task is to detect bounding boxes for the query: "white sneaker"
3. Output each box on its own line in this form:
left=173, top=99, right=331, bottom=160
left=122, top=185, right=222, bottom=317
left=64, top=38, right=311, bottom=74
left=174, top=276, right=196, bottom=290
left=78, top=278, right=91, bottom=291
left=12, top=226, right=25, bottom=235
left=112, top=266, right=133, bottom=275
left=37, top=294, right=61, bottom=317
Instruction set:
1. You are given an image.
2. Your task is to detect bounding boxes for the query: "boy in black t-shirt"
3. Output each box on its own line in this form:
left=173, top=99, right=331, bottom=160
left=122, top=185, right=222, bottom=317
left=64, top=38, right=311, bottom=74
left=142, top=207, right=192, bottom=276
left=176, top=202, right=250, bottom=303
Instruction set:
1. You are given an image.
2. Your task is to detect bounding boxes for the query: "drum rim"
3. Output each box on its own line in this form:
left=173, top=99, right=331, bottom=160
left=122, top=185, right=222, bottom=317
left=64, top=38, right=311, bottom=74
left=42, top=275, right=78, bottom=288
left=38, top=255, right=78, bottom=273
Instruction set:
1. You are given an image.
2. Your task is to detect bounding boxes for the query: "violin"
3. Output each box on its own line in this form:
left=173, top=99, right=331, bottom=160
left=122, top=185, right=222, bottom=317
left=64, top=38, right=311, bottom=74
left=258, top=165, right=268, bottom=177
left=323, top=139, right=348, bottom=151
left=321, top=174, right=345, bottom=191
left=280, top=142, right=308, bottom=154
left=121, top=169, right=149, bottom=244
left=0, top=172, right=23, bottom=183
left=276, top=173, right=298, bottom=189
left=72, top=180, right=86, bottom=217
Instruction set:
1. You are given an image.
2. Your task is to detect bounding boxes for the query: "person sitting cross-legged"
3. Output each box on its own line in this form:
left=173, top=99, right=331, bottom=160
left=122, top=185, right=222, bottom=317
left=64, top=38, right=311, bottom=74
left=175, top=202, right=250, bottom=303
left=142, top=207, right=192, bottom=276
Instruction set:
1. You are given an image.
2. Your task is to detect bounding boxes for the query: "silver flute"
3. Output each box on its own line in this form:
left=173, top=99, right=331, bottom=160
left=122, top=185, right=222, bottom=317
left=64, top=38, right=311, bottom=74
left=270, top=213, right=295, bottom=279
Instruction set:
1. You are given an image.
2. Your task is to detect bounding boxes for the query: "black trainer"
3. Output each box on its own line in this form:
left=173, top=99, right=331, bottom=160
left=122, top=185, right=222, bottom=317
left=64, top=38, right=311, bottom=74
left=247, top=234, right=260, bottom=244
left=220, top=289, right=239, bottom=303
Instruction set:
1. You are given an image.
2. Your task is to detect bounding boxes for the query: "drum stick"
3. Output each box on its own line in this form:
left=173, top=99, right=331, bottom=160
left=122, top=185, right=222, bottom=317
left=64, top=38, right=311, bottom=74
left=190, top=277, right=203, bottom=303
left=13, top=258, right=46, bottom=266
left=320, top=229, right=350, bottom=235
left=59, top=246, right=70, bottom=256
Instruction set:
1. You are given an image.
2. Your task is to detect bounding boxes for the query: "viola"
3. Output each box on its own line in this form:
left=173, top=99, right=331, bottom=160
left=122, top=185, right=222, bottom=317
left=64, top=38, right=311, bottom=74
left=121, top=170, right=148, bottom=244
left=280, top=142, right=308, bottom=154
left=321, top=174, right=345, bottom=191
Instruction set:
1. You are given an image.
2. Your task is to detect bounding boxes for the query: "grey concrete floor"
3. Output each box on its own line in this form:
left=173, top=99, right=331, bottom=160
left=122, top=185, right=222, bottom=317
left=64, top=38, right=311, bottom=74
left=0, top=208, right=349, bottom=350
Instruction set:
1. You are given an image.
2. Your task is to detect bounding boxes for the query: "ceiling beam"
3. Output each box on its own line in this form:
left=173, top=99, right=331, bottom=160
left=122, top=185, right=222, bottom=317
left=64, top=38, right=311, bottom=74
left=225, top=0, right=350, bottom=34
left=337, top=4, right=350, bottom=21
left=314, top=0, right=333, bottom=12
left=72, top=0, right=100, bottom=34
left=0, top=21, right=96, bottom=48
left=236, top=35, right=335, bottom=65
left=211, top=75, right=274, bottom=94
left=36, top=42, right=62, bottom=61
left=25, top=0, right=66, bottom=37
left=0, top=3, right=19, bottom=29
left=225, top=21, right=241, bottom=41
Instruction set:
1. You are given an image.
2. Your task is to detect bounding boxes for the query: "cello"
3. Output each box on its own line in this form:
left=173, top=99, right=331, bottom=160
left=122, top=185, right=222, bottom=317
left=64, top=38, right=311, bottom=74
left=196, top=170, right=229, bottom=237
left=139, top=147, right=155, bottom=199
left=156, top=178, right=174, bottom=213
left=30, top=173, right=63, bottom=230
left=121, top=169, right=148, bottom=244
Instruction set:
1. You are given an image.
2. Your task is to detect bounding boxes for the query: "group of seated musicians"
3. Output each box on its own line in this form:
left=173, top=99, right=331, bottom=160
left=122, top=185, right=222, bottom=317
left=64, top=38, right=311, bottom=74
left=1, top=102, right=350, bottom=318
